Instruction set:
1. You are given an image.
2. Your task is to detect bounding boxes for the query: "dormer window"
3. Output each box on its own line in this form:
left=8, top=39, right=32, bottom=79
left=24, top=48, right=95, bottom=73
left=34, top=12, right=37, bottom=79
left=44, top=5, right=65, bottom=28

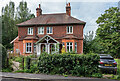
left=28, top=28, right=33, bottom=35
left=47, top=27, right=53, bottom=34
left=67, top=26, right=73, bottom=34
left=38, top=27, right=44, bottom=34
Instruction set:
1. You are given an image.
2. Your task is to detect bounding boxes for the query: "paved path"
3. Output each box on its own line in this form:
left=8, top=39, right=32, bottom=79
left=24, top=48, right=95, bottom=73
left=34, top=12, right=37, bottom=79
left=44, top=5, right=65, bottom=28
left=1, top=72, right=119, bottom=81
left=12, top=61, right=21, bottom=71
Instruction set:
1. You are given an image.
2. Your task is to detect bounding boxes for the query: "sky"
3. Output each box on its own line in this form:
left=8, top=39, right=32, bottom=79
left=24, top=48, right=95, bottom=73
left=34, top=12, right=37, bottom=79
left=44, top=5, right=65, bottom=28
left=0, top=0, right=119, bottom=34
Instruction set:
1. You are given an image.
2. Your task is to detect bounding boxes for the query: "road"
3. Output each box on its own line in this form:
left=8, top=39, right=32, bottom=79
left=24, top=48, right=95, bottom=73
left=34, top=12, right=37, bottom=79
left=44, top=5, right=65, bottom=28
left=1, top=77, right=119, bottom=81
left=1, top=72, right=119, bottom=81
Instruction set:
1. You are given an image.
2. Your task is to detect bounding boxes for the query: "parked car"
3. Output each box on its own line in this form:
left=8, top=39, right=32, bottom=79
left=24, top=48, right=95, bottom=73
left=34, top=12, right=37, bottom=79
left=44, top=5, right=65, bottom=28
left=98, top=54, right=117, bottom=74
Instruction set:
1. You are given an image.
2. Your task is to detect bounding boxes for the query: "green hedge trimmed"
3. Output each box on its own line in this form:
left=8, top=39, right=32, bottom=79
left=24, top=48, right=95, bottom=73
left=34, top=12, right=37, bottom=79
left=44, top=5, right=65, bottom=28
left=37, top=53, right=100, bottom=77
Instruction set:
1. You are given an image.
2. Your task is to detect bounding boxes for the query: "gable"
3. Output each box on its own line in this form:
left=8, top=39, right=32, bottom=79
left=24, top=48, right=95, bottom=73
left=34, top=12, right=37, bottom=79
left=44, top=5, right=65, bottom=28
left=35, top=35, right=59, bottom=44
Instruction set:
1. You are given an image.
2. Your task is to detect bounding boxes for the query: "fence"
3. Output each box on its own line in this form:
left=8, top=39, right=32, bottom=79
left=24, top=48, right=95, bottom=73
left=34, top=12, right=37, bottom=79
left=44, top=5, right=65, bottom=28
left=22, top=57, right=37, bottom=70
left=8, top=53, right=20, bottom=58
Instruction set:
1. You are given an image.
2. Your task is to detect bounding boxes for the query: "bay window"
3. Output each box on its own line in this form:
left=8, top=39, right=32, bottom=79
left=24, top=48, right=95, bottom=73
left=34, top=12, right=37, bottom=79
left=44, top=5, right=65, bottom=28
left=66, top=42, right=73, bottom=52
left=75, top=42, right=77, bottom=53
left=26, top=43, right=32, bottom=53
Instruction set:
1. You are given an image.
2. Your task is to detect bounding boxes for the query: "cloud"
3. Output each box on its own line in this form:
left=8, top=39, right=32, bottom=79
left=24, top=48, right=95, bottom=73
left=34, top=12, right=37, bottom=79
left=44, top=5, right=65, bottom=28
left=0, top=1, right=118, bottom=34
left=71, top=2, right=118, bottom=33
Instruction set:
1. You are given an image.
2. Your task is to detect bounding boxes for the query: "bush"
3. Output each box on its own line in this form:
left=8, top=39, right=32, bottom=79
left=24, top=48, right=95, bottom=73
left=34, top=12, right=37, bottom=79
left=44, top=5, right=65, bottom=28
left=14, top=56, right=23, bottom=63
left=0, top=44, right=7, bottom=69
left=37, top=53, right=100, bottom=77
left=110, top=75, right=120, bottom=80
left=2, top=68, right=13, bottom=72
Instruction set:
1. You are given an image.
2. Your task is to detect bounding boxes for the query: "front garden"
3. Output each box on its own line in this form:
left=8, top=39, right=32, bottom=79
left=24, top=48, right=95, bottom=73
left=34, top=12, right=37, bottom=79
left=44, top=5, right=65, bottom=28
left=2, top=52, right=120, bottom=80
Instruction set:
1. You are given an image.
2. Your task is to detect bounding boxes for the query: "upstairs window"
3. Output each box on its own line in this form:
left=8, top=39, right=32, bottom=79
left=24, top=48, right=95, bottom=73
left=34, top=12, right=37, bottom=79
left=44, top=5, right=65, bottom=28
left=47, top=27, right=53, bottom=34
left=28, top=28, right=33, bottom=35
left=38, top=27, right=44, bottom=34
left=67, top=26, right=73, bottom=34
left=26, top=43, right=32, bottom=53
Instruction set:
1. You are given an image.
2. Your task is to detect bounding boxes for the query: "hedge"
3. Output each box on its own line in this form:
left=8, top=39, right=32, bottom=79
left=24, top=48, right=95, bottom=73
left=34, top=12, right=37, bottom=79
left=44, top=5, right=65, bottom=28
left=37, top=53, right=100, bottom=77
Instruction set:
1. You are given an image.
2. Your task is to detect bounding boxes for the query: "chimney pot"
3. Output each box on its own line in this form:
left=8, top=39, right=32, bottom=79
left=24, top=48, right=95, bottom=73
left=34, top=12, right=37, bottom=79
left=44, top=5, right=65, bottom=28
left=68, top=3, right=70, bottom=6
left=66, top=3, right=71, bottom=16
left=39, top=4, right=40, bottom=8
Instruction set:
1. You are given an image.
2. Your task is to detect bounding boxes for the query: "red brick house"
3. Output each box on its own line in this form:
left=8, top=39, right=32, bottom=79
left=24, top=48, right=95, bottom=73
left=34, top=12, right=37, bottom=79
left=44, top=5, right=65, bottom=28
left=11, top=3, right=86, bottom=56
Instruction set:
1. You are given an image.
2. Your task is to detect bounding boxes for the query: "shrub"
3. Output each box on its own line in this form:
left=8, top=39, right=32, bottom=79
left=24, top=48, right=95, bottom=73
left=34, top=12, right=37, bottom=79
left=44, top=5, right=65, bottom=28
left=14, top=56, right=23, bottom=63
left=37, top=53, right=100, bottom=77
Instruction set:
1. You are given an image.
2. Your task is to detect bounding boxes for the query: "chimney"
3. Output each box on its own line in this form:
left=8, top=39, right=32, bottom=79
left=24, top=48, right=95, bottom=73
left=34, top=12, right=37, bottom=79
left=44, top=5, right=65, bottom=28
left=66, top=3, right=71, bottom=16
left=36, top=4, right=42, bottom=17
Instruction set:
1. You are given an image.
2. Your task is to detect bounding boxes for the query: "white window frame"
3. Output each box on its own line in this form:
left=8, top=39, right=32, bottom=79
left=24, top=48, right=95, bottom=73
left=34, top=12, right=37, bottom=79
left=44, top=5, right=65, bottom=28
left=47, top=27, right=53, bottom=34
left=34, top=43, right=36, bottom=53
left=66, top=42, right=73, bottom=52
left=75, top=42, right=77, bottom=53
left=66, top=26, right=73, bottom=34
left=26, top=43, right=32, bottom=53
left=28, top=28, right=33, bottom=35
left=38, top=27, right=44, bottom=34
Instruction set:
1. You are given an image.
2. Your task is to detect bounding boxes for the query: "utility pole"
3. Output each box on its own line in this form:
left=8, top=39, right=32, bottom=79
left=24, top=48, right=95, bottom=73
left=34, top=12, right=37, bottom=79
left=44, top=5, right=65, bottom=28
left=118, top=1, right=120, bottom=10
left=118, top=1, right=120, bottom=32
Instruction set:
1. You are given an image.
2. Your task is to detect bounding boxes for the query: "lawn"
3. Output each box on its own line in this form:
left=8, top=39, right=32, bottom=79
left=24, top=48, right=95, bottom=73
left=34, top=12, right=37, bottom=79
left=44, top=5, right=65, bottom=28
left=115, top=59, right=120, bottom=74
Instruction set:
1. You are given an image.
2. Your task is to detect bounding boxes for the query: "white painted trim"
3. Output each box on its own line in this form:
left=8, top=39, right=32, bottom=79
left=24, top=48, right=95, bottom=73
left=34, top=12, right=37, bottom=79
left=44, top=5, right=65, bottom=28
left=35, top=35, right=59, bottom=44
left=10, top=36, right=19, bottom=44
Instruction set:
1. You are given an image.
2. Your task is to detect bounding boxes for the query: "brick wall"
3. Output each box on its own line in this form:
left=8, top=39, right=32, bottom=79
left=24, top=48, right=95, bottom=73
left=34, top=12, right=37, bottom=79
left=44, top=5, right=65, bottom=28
left=18, top=24, right=83, bottom=39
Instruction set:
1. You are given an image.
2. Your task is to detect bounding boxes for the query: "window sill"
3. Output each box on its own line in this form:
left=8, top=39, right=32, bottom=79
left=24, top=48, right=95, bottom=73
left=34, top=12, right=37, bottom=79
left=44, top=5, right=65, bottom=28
left=37, top=33, right=44, bottom=35
left=25, top=52, right=32, bottom=54
left=66, top=33, right=73, bottom=34
left=47, top=33, right=53, bottom=34
left=27, top=34, right=33, bottom=35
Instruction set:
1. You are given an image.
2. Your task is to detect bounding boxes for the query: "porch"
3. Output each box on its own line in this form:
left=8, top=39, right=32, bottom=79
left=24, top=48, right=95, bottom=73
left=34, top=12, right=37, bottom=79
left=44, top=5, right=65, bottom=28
left=35, top=35, right=59, bottom=55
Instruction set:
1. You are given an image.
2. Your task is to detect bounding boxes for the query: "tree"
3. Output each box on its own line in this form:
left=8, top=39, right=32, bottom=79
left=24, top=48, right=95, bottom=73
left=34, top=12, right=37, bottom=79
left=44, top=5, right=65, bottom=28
left=2, top=1, right=35, bottom=49
left=0, top=16, right=2, bottom=44
left=2, top=1, right=16, bottom=48
left=83, top=31, right=104, bottom=54
left=83, top=31, right=94, bottom=54
left=96, top=7, right=120, bottom=58
left=16, top=1, right=35, bottom=23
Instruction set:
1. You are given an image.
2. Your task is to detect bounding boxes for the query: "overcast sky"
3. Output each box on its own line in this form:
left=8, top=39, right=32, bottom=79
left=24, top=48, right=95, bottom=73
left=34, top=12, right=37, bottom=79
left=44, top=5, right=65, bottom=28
left=0, top=0, right=119, bottom=34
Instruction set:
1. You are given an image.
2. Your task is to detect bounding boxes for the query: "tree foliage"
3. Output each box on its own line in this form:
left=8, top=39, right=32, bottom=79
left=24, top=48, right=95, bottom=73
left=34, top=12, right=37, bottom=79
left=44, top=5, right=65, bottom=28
left=96, top=7, right=120, bottom=58
left=83, top=31, right=102, bottom=54
left=2, top=1, right=16, bottom=48
left=16, top=1, right=35, bottom=23
left=2, top=1, right=35, bottom=49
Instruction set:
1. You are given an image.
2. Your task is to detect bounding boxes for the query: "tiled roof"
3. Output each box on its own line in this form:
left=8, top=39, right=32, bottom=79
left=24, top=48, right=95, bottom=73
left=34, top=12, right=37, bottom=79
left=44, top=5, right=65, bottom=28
left=17, top=13, right=86, bottom=26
